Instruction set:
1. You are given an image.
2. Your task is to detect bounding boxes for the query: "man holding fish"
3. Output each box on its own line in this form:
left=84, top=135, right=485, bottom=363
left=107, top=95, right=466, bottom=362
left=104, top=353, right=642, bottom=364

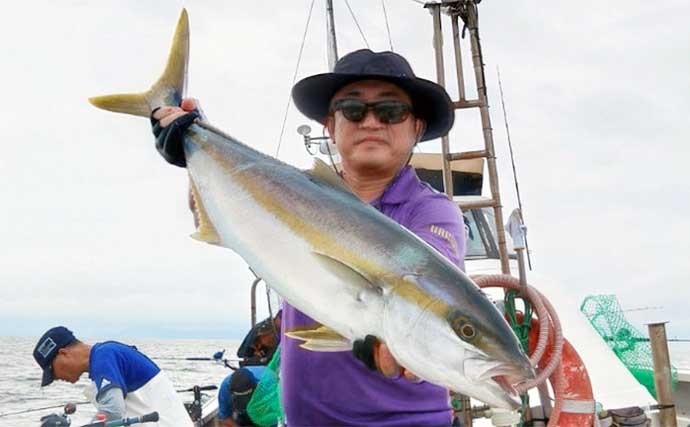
left=152, top=49, right=468, bottom=425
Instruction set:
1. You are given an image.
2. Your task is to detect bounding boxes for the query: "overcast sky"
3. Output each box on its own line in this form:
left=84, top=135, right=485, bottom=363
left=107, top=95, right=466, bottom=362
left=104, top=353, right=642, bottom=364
left=1, top=1, right=688, bottom=341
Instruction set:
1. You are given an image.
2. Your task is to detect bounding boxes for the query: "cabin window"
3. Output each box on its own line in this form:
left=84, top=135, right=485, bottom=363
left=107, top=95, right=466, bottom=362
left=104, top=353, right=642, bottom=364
left=464, top=208, right=501, bottom=259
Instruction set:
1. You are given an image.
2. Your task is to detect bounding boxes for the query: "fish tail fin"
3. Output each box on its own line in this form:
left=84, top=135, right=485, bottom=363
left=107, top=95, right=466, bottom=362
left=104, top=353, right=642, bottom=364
left=88, top=9, right=190, bottom=117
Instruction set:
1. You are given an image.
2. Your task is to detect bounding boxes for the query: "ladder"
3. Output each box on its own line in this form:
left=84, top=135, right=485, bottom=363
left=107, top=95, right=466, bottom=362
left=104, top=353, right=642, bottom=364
left=426, top=0, right=511, bottom=276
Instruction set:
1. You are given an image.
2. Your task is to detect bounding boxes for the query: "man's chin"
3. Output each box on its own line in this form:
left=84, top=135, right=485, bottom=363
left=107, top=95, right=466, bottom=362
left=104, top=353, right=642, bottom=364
left=353, top=162, right=390, bottom=174
left=350, top=152, right=392, bottom=170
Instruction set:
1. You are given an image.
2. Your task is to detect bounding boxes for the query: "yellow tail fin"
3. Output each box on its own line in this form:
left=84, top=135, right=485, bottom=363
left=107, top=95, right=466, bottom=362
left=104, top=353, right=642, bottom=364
left=89, top=9, right=190, bottom=117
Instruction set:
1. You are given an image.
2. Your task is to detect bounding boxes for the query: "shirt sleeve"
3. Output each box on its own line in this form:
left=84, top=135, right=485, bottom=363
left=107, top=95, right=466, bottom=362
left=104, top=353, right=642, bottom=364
left=90, top=348, right=128, bottom=399
left=217, top=374, right=233, bottom=420
left=94, top=387, right=126, bottom=421
left=405, top=194, right=467, bottom=271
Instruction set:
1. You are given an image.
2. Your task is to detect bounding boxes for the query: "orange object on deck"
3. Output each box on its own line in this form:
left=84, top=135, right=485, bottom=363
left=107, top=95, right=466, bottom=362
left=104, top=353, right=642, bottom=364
left=527, top=318, right=595, bottom=427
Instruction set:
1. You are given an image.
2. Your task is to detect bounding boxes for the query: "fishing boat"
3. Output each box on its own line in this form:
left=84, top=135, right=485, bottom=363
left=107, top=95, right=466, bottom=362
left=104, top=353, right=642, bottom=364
left=183, top=1, right=690, bottom=426
left=12, top=1, right=674, bottom=426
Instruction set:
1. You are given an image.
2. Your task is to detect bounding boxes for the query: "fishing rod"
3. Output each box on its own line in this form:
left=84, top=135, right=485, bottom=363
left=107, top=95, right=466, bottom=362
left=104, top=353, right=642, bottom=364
left=4, top=404, right=154, bottom=427
left=153, top=356, right=242, bottom=362
left=151, top=348, right=241, bottom=370
left=80, top=412, right=158, bottom=427
left=153, top=357, right=239, bottom=370
left=152, top=348, right=232, bottom=361
left=0, top=402, right=88, bottom=418
left=0, top=385, right=218, bottom=418
left=152, top=349, right=242, bottom=365
left=177, top=385, right=218, bottom=393
left=497, top=65, right=532, bottom=270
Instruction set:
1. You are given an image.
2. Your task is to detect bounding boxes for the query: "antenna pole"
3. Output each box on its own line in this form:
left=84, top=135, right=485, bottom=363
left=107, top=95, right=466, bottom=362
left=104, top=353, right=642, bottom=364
left=326, top=0, right=339, bottom=71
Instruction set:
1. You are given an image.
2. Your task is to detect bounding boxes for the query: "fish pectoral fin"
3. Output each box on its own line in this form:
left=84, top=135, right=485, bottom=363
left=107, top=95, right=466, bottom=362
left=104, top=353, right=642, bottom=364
left=312, top=252, right=381, bottom=293
left=306, top=158, right=352, bottom=193
left=189, top=178, right=221, bottom=245
left=285, top=325, right=351, bottom=352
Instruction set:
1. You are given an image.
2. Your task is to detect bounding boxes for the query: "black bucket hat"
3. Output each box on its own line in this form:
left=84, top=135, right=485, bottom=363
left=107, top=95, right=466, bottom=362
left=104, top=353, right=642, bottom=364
left=292, top=49, right=455, bottom=141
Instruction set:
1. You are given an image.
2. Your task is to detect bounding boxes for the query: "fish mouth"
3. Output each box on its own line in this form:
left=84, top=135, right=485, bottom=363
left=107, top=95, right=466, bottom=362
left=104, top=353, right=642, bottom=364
left=466, top=357, right=535, bottom=397
left=479, top=364, right=526, bottom=395
left=492, top=374, right=517, bottom=396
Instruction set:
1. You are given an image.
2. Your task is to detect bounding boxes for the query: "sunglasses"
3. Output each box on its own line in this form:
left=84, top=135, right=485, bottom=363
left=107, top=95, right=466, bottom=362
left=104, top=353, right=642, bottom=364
left=331, top=99, right=413, bottom=124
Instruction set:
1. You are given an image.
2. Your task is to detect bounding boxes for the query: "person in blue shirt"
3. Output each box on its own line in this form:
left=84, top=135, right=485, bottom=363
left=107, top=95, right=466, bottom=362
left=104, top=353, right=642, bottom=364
left=218, top=314, right=282, bottom=427
left=33, top=326, right=192, bottom=427
left=217, top=366, right=266, bottom=427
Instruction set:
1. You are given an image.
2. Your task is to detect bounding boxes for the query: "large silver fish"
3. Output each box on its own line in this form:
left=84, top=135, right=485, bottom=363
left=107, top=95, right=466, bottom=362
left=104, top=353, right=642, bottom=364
left=90, top=10, right=534, bottom=409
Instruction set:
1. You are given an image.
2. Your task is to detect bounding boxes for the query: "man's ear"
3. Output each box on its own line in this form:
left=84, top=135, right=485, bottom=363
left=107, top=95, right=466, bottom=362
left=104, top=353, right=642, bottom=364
left=414, top=119, right=426, bottom=143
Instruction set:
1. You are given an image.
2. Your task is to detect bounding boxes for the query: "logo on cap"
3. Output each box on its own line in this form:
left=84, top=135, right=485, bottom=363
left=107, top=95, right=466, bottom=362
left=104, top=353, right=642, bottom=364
left=37, top=337, right=57, bottom=359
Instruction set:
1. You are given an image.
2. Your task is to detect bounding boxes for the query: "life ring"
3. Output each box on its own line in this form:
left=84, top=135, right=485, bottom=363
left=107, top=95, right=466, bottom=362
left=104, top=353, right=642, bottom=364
left=526, top=317, right=596, bottom=427
left=473, top=274, right=597, bottom=427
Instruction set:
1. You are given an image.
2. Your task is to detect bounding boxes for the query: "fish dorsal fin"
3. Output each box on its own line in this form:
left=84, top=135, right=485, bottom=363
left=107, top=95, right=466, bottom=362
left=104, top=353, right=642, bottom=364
left=306, top=158, right=351, bottom=192
left=189, top=178, right=221, bottom=245
left=285, top=324, right=351, bottom=352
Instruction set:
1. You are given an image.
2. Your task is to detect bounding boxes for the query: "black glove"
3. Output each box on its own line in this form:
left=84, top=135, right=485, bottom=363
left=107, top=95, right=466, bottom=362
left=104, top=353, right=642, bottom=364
left=40, top=413, right=70, bottom=427
left=352, top=334, right=378, bottom=371
left=150, top=108, right=201, bottom=168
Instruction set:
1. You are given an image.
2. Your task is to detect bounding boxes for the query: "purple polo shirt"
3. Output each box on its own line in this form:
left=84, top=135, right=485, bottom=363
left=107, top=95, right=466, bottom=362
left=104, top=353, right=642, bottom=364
left=281, top=166, right=466, bottom=426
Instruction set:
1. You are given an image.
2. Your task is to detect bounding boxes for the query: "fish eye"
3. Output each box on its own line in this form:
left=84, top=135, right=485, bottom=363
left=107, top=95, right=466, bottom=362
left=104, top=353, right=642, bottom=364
left=449, top=311, right=477, bottom=342
left=460, top=324, right=476, bottom=340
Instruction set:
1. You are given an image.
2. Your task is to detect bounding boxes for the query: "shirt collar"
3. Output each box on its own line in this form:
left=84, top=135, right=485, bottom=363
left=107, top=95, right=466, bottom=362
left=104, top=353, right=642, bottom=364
left=371, top=166, right=419, bottom=207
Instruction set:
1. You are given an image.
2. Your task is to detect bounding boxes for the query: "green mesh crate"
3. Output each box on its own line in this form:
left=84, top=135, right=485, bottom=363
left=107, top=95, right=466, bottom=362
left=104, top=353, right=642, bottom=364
left=580, top=294, right=677, bottom=398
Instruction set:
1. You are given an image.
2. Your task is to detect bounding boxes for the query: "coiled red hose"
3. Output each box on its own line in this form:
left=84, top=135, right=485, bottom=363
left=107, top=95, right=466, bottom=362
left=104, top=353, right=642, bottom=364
left=471, top=274, right=566, bottom=427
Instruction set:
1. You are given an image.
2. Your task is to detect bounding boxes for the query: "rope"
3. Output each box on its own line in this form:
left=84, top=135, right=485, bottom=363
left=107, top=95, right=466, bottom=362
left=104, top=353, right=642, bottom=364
left=504, top=287, right=534, bottom=426
left=344, top=0, right=370, bottom=48
left=275, top=0, right=316, bottom=158
left=472, top=276, right=558, bottom=388
left=505, top=289, right=534, bottom=352
left=381, top=0, right=394, bottom=51
left=472, top=275, right=568, bottom=427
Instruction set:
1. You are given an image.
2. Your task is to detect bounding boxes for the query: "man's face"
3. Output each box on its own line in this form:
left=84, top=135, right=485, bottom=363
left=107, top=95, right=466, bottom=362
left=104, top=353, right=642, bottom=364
left=327, top=80, right=424, bottom=174
left=51, top=348, right=82, bottom=383
left=256, top=333, right=278, bottom=350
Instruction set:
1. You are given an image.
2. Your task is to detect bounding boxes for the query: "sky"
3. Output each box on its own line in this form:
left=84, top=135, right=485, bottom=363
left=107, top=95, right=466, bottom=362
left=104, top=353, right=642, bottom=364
left=1, top=1, right=689, bottom=341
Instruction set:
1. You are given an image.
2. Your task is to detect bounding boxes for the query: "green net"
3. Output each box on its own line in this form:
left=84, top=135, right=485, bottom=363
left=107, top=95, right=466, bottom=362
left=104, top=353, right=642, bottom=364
left=247, top=346, right=284, bottom=426
left=580, top=294, right=677, bottom=398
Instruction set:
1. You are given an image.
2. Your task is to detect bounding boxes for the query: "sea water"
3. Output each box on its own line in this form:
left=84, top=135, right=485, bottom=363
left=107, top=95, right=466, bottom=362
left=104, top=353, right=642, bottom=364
left=0, top=336, right=240, bottom=427
left=1, top=337, right=689, bottom=427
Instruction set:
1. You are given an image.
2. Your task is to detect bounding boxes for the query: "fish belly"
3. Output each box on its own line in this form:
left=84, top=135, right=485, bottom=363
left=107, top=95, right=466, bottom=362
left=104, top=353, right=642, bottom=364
left=187, top=144, right=384, bottom=341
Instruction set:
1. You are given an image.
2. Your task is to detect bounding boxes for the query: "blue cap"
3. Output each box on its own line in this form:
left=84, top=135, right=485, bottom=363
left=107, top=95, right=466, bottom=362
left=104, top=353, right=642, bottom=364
left=33, top=326, right=77, bottom=386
